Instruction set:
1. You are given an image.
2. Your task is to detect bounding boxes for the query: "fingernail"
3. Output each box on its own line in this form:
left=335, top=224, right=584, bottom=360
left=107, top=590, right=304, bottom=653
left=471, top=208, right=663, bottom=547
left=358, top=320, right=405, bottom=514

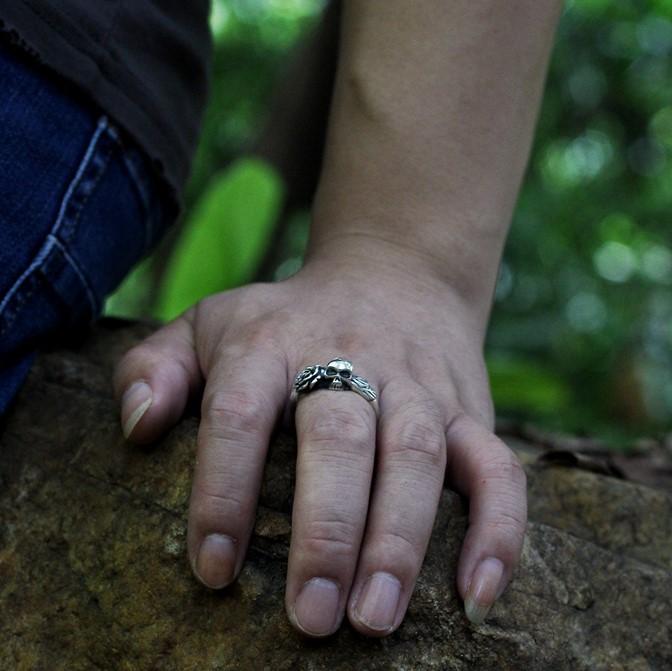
left=464, top=557, right=505, bottom=625
left=290, top=578, right=341, bottom=636
left=353, top=572, right=401, bottom=632
left=195, top=534, right=237, bottom=589
left=121, top=381, right=153, bottom=438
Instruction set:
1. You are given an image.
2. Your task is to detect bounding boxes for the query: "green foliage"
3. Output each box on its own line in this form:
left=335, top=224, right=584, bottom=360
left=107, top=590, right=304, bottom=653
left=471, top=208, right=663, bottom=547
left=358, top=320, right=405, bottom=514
left=487, top=355, right=572, bottom=417
left=487, top=0, right=672, bottom=436
left=106, top=0, right=672, bottom=440
left=104, top=0, right=319, bottom=320
left=155, top=158, right=283, bottom=321
left=186, top=0, right=325, bottom=208
left=103, top=256, right=156, bottom=320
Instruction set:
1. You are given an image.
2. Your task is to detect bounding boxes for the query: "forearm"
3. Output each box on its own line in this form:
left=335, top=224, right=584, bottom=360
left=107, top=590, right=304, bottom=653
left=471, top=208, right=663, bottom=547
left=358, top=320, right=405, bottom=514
left=307, top=0, right=563, bottom=326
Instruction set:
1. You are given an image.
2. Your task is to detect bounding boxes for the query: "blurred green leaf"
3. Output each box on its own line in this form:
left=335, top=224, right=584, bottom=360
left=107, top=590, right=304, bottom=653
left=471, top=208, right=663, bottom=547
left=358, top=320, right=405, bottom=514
left=103, top=256, right=155, bottom=320
left=155, top=157, right=284, bottom=321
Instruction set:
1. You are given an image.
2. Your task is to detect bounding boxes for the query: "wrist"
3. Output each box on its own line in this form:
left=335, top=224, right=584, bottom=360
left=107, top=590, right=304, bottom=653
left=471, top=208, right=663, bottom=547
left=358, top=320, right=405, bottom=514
left=307, top=226, right=500, bottom=318
left=301, top=231, right=497, bottom=337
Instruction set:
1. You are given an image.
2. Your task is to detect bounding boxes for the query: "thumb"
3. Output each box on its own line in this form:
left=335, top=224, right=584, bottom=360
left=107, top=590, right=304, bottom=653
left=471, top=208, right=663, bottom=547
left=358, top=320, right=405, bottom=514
left=113, top=309, right=202, bottom=443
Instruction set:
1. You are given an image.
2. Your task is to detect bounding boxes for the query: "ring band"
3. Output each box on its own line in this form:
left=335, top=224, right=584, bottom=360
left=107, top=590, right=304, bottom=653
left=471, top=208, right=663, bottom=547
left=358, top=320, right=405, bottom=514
left=289, top=357, right=379, bottom=415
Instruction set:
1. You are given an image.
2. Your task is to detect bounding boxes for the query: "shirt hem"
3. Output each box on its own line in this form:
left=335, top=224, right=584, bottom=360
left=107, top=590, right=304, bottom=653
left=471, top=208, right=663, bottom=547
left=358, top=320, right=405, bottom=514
left=0, top=10, right=187, bottom=217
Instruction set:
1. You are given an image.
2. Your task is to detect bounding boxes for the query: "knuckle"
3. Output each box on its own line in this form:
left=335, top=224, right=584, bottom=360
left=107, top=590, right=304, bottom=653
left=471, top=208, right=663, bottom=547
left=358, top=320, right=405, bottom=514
left=481, top=509, right=527, bottom=537
left=118, top=343, right=161, bottom=372
left=202, top=389, right=268, bottom=435
left=195, top=294, right=227, bottom=321
left=377, top=528, right=424, bottom=561
left=190, top=490, right=247, bottom=531
left=510, top=455, right=527, bottom=487
left=172, top=354, right=196, bottom=385
left=330, top=332, right=368, bottom=357
left=245, top=317, right=283, bottom=349
left=382, top=406, right=446, bottom=470
left=477, top=448, right=527, bottom=488
left=387, top=421, right=445, bottom=463
left=300, top=516, right=360, bottom=559
left=303, top=407, right=373, bottom=452
left=115, top=343, right=166, bottom=396
left=461, top=393, right=495, bottom=431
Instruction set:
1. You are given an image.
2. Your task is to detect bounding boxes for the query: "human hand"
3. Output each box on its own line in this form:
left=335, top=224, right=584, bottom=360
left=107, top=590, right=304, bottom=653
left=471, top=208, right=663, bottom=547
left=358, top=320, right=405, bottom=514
left=113, top=246, right=526, bottom=637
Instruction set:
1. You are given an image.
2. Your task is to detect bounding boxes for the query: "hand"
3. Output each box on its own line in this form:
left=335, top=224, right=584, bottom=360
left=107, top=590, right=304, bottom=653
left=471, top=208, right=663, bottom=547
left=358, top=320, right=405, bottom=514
left=113, top=247, right=526, bottom=637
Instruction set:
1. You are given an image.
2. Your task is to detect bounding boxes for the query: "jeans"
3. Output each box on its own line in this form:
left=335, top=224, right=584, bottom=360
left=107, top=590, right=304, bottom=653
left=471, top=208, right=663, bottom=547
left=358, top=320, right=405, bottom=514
left=0, top=40, right=176, bottom=414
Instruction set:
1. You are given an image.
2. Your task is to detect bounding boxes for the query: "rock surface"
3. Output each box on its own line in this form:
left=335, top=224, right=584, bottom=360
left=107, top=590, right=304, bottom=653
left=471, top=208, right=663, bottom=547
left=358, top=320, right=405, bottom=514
left=1, top=320, right=670, bottom=670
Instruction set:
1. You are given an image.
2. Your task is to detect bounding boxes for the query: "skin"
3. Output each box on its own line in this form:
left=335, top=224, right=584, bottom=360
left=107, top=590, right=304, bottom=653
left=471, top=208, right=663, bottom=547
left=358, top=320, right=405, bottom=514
left=114, top=0, right=563, bottom=637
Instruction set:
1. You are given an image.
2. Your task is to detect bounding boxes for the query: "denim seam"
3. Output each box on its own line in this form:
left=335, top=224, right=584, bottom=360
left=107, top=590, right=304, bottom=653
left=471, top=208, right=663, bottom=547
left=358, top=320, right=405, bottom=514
left=105, top=122, right=153, bottom=251
left=0, top=273, right=40, bottom=338
left=56, top=119, right=116, bottom=244
left=48, top=235, right=98, bottom=315
left=122, top=153, right=152, bottom=251
left=0, top=114, right=110, bottom=327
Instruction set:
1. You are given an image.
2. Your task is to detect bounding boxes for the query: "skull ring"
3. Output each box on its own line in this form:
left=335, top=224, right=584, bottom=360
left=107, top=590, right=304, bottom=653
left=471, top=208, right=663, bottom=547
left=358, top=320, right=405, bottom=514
left=290, top=357, right=379, bottom=414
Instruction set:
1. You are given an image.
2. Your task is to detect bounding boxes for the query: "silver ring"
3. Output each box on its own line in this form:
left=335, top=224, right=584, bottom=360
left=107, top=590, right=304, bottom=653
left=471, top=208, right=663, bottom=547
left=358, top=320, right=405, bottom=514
left=289, top=357, right=379, bottom=415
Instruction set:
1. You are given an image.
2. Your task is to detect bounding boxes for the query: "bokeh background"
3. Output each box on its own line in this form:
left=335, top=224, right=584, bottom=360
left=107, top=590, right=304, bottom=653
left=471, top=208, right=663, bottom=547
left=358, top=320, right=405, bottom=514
left=105, top=0, right=672, bottom=445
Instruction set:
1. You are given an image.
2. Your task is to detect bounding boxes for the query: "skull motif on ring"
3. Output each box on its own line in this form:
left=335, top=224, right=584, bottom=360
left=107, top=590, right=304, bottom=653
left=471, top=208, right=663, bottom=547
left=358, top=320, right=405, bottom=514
left=324, top=357, right=353, bottom=390
left=292, top=357, right=377, bottom=402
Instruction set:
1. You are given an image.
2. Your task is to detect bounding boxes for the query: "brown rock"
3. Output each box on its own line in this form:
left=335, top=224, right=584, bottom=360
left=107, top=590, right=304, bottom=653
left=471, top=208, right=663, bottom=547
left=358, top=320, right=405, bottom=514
left=1, top=320, right=670, bottom=670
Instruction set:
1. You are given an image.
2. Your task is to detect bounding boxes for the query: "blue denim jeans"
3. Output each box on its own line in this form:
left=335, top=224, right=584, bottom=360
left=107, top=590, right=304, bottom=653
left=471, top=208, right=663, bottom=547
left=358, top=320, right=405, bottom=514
left=0, top=40, right=176, bottom=413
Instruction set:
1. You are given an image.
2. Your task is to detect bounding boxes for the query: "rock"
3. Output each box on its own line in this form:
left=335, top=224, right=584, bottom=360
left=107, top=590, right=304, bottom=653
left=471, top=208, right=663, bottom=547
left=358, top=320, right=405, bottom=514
left=0, top=320, right=670, bottom=670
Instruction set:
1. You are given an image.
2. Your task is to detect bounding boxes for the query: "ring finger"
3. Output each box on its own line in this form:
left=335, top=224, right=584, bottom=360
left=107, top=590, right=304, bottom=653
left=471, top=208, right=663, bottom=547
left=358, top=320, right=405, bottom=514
left=285, top=362, right=378, bottom=637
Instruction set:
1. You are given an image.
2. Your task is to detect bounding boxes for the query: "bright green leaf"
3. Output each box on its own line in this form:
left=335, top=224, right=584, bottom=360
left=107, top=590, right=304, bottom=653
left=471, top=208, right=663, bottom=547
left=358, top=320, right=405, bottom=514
left=154, top=157, right=284, bottom=321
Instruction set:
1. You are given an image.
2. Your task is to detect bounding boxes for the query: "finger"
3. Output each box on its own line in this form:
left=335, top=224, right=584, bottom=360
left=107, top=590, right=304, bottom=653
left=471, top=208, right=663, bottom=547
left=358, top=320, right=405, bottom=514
left=113, top=309, right=202, bottom=443
left=346, top=382, right=447, bottom=637
left=285, top=385, right=378, bottom=637
left=187, top=347, right=288, bottom=590
left=446, top=413, right=527, bottom=625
